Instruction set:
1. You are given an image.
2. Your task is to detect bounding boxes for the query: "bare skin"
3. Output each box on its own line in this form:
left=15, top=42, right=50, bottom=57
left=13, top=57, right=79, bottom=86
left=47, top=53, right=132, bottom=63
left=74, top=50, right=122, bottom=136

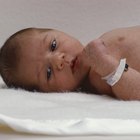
left=84, top=26, right=140, bottom=100
left=16, top=26, right=140, bottom=100
left=17, top=29, right=90, bottom=92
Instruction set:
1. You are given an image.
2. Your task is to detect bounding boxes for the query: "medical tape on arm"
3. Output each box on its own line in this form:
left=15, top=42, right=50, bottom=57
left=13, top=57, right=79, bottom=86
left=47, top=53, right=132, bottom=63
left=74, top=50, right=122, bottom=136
left=102, top=58, right=128, bottom=86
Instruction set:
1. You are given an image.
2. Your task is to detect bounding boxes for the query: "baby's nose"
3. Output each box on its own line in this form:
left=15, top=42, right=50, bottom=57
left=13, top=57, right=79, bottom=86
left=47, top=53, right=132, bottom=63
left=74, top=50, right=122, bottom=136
left=53, top=52, right=65, bottom=70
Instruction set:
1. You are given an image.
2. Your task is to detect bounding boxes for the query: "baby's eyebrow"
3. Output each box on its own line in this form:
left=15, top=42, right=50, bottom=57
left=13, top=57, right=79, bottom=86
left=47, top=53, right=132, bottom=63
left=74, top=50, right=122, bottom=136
left=43, top=34, right=48, bottom=46
left=36, top=63, right=42, bottom=83
left=36, top=34, right=49, bottom=85
left=36, top=62, right=46, bottom=85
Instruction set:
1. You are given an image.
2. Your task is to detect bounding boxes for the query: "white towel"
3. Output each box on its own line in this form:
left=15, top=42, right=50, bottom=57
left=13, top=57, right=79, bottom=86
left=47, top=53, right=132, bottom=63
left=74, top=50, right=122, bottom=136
left=0, top=77, right=140, bottom=135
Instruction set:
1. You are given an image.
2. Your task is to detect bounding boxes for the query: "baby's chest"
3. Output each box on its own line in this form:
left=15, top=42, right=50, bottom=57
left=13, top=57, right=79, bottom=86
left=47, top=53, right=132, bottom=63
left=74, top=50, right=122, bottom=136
left=110, top=42, right=140, bottom=72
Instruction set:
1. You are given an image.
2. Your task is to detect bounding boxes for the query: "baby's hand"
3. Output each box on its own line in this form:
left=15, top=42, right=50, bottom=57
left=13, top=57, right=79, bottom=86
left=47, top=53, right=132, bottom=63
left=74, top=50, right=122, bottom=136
left=83, top=39, right=119, bottom=76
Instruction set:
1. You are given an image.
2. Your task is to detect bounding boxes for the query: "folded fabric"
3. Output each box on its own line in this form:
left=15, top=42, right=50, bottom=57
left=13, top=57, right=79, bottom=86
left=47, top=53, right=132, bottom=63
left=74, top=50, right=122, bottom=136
left=1, top=114, right=140, bottom=135
left=0, top=79, right=140, bottom=135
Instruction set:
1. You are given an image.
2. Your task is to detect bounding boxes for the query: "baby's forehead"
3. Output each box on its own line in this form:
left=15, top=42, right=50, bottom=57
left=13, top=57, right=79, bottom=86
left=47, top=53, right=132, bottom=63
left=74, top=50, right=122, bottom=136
left=20, top=28, right=69, bottom=53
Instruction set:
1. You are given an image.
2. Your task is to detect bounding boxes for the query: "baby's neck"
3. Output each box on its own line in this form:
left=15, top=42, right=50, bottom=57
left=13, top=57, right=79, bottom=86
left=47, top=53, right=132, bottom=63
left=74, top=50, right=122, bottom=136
left=78, top=74, right=99, bottom=94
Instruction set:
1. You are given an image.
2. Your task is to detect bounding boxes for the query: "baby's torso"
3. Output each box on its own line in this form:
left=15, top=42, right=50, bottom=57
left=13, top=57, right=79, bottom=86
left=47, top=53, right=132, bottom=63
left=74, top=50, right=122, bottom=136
left=101, top=26, right=140, bottom=72
left=88, top=26, right=140, bottom=95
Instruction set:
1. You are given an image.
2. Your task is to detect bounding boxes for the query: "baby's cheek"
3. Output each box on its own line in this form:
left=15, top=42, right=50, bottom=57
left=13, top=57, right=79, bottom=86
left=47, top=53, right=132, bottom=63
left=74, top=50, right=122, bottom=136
left=54, top=72, right=76, bottom=91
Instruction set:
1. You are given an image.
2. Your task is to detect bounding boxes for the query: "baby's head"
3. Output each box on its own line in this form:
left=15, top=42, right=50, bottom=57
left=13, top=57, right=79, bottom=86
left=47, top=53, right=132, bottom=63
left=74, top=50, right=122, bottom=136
left=0, top=28, right=90, bottom=92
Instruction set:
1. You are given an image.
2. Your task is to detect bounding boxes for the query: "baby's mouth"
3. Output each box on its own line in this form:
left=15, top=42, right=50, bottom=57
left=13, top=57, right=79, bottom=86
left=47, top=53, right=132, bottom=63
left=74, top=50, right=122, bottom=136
left=71, top=56, right=78, bottom=73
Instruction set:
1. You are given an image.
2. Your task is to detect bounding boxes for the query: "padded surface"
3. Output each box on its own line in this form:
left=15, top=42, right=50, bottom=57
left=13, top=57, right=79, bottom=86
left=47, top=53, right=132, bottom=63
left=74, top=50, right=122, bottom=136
left=1, top=0, right=140, bottom=139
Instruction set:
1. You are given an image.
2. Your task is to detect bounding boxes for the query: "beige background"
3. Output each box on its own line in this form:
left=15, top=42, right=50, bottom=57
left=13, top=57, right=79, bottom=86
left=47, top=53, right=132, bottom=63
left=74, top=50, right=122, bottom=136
left=1, top=0, right=140, bottom=47
left=0, top=0, right=140, bottom=140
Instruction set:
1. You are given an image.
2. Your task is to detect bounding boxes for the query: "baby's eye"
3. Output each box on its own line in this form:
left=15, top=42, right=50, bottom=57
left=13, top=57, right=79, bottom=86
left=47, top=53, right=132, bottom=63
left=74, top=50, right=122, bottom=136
left=50, top=39, right=57, bottom=51
left=47, top=67, right=52, bottom=80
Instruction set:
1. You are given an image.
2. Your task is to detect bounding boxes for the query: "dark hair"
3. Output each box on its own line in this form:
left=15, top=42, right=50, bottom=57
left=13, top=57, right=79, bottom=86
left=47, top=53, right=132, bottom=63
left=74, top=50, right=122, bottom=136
left=0, top=28, right=42, bottom=91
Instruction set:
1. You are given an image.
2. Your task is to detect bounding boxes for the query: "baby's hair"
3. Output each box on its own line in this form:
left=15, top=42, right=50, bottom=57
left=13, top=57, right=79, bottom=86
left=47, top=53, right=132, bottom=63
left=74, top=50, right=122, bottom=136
left=0, top=27, right=52, bottom=91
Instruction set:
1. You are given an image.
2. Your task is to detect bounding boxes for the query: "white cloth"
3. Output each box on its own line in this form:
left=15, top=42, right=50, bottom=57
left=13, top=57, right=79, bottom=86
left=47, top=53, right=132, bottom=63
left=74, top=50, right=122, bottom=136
left=0, top=77, right=140, bottom=135
left=1, top=114, right=140, bottom=135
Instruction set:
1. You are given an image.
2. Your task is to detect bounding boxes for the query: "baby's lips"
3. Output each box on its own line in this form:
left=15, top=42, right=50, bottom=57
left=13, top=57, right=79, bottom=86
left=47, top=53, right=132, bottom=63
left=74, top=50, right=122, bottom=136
left=70, top=57, right=78, bottom=73
left=70, top=58, right=75, bottom=69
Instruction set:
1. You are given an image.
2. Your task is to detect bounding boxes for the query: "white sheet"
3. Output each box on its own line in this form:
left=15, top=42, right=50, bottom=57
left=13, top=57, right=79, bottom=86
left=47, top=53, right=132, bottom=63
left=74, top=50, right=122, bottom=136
left=1, top=0, right=140, bottom=137
left=0, top=77, right=140, bottom=135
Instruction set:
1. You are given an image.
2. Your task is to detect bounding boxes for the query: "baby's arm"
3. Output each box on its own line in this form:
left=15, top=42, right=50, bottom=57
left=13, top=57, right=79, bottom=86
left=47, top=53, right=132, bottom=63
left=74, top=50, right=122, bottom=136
left=112, top=67, right=140, bottom=100
left=84, top=39, right=140, bottom=100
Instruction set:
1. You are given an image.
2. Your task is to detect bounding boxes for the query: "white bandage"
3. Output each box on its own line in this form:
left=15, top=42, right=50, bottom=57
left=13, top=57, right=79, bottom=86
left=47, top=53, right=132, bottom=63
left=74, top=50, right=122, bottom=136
left=102, top=58, right=127, bottom=86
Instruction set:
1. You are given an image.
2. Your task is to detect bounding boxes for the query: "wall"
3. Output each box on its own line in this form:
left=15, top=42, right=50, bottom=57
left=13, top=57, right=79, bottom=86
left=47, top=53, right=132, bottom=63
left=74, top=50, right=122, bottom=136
left=0, top=0, right=140, bottom=46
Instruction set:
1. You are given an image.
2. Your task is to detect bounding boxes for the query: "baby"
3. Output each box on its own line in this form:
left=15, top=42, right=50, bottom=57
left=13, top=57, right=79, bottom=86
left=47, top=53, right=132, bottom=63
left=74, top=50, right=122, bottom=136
left=0, top=26, right=140, bottom=100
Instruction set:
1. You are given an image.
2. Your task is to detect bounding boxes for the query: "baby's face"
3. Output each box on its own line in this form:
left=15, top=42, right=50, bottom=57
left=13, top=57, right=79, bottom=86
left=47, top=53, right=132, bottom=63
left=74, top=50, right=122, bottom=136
left=18, top=29, right=90, bottom=92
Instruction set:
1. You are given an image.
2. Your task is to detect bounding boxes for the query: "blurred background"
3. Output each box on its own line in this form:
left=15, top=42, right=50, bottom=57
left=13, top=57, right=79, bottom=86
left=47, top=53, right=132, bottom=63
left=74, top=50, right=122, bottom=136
left=0, top=0, right=140, bottom=46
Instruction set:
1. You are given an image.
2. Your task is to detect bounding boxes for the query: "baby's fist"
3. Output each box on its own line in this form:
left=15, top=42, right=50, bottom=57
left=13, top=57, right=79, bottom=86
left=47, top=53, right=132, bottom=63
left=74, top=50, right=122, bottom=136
left=84, top=39, right=118, bottom=76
